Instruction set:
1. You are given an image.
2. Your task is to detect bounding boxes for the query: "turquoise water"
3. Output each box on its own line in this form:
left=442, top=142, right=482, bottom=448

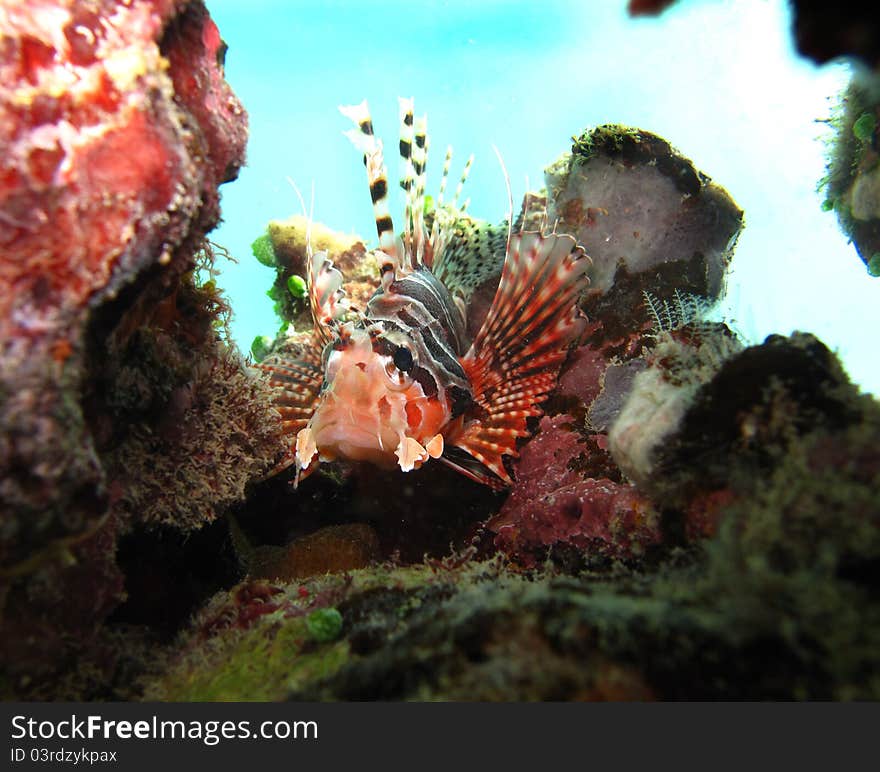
left=206, top=0, right=877, bottom=394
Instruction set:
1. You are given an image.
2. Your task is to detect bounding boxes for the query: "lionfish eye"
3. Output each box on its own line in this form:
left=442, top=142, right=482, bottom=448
left=383, top=344, right=416, bottom=391
left=392, top=345, right=414, bottom=373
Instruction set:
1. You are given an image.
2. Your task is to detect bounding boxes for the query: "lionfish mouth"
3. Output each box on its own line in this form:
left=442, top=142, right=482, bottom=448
left=313, top=421, right=399, bottom=467
left=295, top=410, right=402, bottom=471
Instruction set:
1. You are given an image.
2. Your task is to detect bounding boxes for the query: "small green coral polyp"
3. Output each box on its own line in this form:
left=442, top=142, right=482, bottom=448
left=305, top=608, right=343, bottom=642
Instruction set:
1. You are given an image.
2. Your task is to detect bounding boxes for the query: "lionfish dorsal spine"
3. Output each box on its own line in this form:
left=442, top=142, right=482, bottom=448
left=398, top=96, right=416, bottom=261
left=339, top=100, right=398, bottom=283
left=410, top=113, right=429, bottom=268
left=395, top=98, right=429, bottom=271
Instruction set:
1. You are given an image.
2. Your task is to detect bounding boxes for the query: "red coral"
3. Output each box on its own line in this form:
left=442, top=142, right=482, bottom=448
left=0, top=0, right=249, bottom=695
left=1, top=0, right=248, bottom=562
left=489, top=415, right=661, bottom=565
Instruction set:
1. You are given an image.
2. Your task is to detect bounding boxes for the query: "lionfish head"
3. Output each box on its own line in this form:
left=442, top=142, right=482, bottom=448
left=294, top=321, right=448, bottom=476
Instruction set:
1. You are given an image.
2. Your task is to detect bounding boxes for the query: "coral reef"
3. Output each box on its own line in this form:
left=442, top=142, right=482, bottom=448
left=252, top=215, right=379, bottom=343
left=137, top=327, right=879, bottom=701
left=488, top=414, right=661, bottom=568
left=1, top=0, right=246, bottom=565
left=0, top=0, right=281, bottom=699
left=487, top=130, right=743, bottom=565
left=143, top=379, right=880, bottom=702
left=3, top=0, right=879, bottom=704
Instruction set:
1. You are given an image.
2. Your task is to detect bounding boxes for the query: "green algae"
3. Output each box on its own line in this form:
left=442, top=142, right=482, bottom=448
left=571, top=124, right=643, bottom=161
left=853, top=112, right=876, bottom=142
left=249, top=334, right=273, bottom=362
left=251, top=232, right=276, bottom=267
left=306, top=608, right=343, bottom=642
left=819, top=80, right=880, bottom=270
left=287, top=274, right=307, bottom=298
left=144, top=614, right=350, bottom=702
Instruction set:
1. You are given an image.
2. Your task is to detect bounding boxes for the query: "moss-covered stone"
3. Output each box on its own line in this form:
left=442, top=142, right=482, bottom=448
left=820, top=78, right=880, bottom=272
left=145, top=614, right=350, bottom=701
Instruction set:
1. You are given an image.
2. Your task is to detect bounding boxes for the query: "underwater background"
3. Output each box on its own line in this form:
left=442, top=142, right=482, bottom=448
left=207, top=0, right=877, bottom=394
left=3, top=0, right=880, bottom=702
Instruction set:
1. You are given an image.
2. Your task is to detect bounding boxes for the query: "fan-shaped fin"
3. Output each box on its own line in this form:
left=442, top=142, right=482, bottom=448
left=453, top=231, right=591, bottom=485
left=255, top=335, right=325, bottom=475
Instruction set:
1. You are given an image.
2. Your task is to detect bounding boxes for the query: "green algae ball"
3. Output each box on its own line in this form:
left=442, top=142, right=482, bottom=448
left=305, top=608, right=343, bottom=642
left=868, top=254, right=880, bottom=277
left=250, top=335, right=273, bottom=362
left=853, top=113, right=876, bottom=143
left=251, top=232, right=276, bottom=267
left=287, top=274, right=307, bottom=298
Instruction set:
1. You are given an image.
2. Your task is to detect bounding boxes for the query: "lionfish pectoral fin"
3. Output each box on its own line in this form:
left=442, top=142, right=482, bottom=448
left=292, top=425, right=320, bottom=488
left=454, top=231, right=591, bottom=486
left=255, top=333, right=325, bottom=479
left=295, top=425, right=318, bottom=468
left=395, top=436, right=430, bottom=472
left=425, top=433, right=444, bottom=459
left=437, top=448, right=508, bottom=491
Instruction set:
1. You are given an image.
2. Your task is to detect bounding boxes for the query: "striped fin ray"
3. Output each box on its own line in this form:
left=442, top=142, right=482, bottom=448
left=428, top=152, right=475, bottom=280
left=410, top=113, right=429, bottom=267
left=398, top=96, right=416, bottom=262
left=428, top=145, right=455, bottom=265
left=339, top=100, right=398, bottom=283
left=451, top=153, right=473, bottom=212
left=453, top=231, right=591, bottom=486
left=436, top=146, right=453, bottom=207
left=256, top=337, right=325, bottom=475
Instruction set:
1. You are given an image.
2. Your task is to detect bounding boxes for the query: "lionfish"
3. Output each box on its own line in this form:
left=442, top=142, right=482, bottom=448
left=258, top=99, right=590, bottom=489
